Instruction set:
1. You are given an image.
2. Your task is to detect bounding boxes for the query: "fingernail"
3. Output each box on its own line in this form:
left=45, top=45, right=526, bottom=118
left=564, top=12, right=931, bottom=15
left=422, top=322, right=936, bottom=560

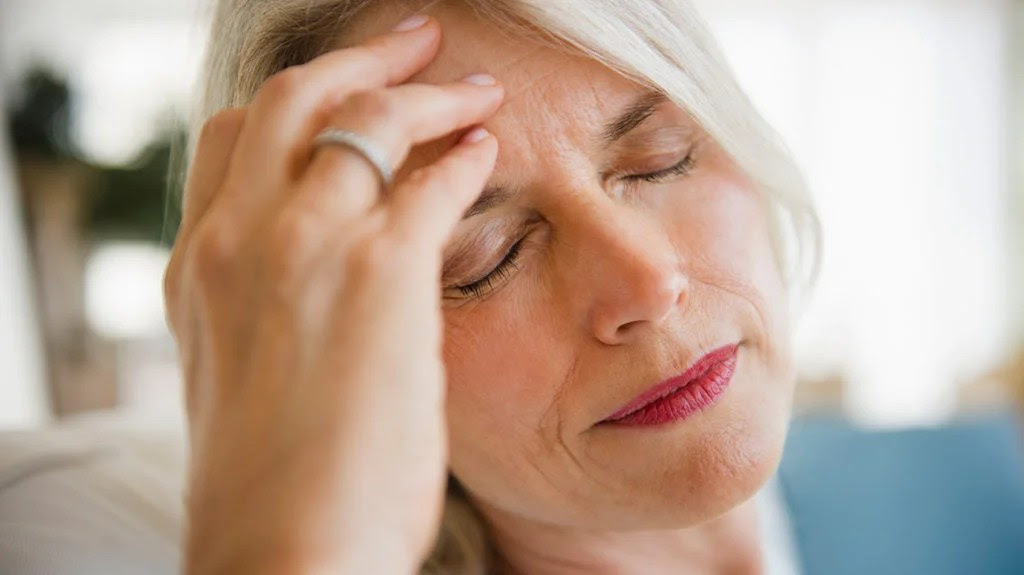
left=462, top=73, right=497, bottom=86
left=392, top=13, right=429, bottom=32
left=461, top=127, right=490, bottom=144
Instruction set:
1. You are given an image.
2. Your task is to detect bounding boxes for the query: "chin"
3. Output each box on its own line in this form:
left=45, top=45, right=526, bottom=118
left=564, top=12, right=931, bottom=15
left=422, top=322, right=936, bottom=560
left=581, top=349, right=795, bottom=530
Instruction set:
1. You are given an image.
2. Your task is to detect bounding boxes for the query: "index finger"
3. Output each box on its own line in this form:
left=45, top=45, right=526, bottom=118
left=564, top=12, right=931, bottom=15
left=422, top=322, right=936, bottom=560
left=234, top=15, right=444, bottom=187
left=388, top=127, right=500, bottom=247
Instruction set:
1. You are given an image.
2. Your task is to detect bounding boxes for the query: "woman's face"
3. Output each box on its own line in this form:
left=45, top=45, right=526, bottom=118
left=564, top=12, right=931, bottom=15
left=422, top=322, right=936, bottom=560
left=351, top=6, right=795, bottom=530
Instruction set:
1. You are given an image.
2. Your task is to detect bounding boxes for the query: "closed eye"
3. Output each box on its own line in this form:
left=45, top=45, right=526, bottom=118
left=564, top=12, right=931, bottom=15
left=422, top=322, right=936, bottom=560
left=449, top=238, right=524, bottom=300
left=625, top=153, right=696, bottom=184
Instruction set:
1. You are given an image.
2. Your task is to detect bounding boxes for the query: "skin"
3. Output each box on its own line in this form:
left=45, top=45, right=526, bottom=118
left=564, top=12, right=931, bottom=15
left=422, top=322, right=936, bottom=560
left=166, top=4, right=795, bottom=575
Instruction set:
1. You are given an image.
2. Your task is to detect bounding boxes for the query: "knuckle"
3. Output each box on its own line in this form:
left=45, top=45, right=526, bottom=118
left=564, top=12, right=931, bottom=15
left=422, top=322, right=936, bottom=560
left=340, top=47, right=387, bottom=83
left=189, top=224, right=241, bottom=283
left=257, top=66, right=308, bottom=104
left=343, top=88, right=396, bottom=122
left=197, top=109, right=242, bottom=146
left=162, top=256, right=183, bottom=333
left=163, top=252, right=181, bottom=302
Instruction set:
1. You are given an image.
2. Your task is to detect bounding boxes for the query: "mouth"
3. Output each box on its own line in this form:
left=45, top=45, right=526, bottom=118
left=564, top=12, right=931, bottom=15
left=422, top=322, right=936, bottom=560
left=600, top=343, right=740, bottom=427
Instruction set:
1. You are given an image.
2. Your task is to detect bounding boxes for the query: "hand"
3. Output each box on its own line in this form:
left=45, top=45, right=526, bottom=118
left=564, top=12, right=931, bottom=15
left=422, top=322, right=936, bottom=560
left=163, top=16, right=502, bottom=575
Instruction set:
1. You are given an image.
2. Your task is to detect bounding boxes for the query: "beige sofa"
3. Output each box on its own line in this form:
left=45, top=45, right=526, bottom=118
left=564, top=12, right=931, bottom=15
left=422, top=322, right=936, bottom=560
left=0, top=410, right=801, bottom=575
left=0, top=413, right=185, bottom=574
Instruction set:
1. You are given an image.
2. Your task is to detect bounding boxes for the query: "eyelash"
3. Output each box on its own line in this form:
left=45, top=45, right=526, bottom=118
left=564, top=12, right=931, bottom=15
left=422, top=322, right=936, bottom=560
left=454, top=238, right=524, bottom=299
left=452, top=152, right=696, bottom=300
left=624, top=152, right=696, bottom=184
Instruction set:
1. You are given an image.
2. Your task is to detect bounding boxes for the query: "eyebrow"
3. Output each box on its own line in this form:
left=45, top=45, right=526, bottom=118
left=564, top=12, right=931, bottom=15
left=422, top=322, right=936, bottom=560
left=601, top=89, right=667, bottom=144
left=461, top=89, right=667, bottom=220
left=463, top=183, right=515, bottom=219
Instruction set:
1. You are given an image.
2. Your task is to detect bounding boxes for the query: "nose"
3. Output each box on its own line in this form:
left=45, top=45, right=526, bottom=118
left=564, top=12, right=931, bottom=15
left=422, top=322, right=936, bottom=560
left=569, top=208, right=688, bottom=346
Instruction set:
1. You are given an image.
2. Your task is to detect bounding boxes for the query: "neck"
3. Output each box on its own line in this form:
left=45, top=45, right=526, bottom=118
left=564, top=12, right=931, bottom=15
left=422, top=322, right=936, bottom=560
left=478, top=499, right=765, bottom=575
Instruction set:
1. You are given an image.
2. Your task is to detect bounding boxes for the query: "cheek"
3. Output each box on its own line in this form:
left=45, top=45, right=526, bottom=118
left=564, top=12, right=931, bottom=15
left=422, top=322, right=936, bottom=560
left=670, top=172, right=791, bottom=360
left=679, top=180, right=778, bottom=293
left=665, top=173, right=796, bottom=471
left=441, top=291, right=569, bottom=461
left=441, top=291, right=584, bottom=515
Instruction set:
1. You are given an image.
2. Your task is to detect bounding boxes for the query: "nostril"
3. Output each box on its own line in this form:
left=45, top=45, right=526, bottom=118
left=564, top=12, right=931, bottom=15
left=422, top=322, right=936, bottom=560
left=591, top=269, right=688, bottom=344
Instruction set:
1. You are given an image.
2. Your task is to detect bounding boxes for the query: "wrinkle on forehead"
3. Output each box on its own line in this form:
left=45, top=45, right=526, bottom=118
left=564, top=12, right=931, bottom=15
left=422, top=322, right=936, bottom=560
left=345, top=1, right=637, bottom=111
left=345, top=1, right=647, bottom=193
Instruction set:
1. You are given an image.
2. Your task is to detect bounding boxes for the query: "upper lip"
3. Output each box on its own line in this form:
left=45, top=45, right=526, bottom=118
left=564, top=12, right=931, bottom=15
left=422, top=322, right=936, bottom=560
left=601, top=343, right=740, bottom=423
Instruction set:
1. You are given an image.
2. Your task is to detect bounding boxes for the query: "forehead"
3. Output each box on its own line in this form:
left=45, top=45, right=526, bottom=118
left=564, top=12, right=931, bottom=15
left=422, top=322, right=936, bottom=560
left=344, top=3, right=645, bottom=163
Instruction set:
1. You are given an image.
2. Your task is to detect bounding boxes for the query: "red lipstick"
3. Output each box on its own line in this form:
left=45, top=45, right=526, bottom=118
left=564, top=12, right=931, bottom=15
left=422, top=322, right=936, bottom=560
left=602, top=344, right=739, bottom=427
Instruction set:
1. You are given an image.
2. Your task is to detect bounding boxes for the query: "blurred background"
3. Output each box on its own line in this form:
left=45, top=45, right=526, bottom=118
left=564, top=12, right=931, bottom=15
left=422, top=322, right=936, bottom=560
left=0, top=0, right=1021, bottom=429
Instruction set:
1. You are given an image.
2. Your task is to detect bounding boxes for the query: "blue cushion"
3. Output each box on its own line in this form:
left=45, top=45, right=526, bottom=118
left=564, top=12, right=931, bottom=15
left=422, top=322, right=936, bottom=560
left=778, top=413, right=1024, bottom=575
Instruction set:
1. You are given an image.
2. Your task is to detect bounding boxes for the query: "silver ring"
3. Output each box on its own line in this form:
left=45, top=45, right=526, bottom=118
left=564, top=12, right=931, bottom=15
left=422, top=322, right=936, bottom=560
left=312, top=128, right=394, bottom=187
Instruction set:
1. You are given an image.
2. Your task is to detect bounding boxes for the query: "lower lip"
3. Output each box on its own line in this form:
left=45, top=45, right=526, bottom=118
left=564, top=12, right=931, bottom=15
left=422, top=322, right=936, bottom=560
left=604, top=347, right=739, bottom=427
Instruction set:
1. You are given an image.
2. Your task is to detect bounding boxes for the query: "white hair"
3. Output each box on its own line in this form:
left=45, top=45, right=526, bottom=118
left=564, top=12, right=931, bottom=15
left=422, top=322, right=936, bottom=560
left=191, top=1, right=822, bottom=572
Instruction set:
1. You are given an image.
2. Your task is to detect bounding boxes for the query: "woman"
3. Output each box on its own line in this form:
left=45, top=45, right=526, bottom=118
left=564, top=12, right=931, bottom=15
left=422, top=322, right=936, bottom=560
left=164, top=0, right=821, bottom=573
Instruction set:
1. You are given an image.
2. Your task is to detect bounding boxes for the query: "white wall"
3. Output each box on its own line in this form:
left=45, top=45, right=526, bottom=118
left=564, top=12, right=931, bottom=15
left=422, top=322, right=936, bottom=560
left=1011, top=0, right=1024, bottom=345
left=0, top=77, right=50, bottom=428
left=698, top=0, right=1013, bottom=426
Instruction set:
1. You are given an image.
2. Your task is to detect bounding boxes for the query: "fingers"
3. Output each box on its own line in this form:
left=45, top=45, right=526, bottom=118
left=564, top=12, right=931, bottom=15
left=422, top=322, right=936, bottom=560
left=388, top=128, right=499, bottom=247
left=303, top=14, right=438, bottom=91
left=230, top=15, right=443, bottom=190
left=178, top=108, right=247, bottom=243
left=298, top=78, right=504, bottom=216
left=165, top=108, right=246, bottom=330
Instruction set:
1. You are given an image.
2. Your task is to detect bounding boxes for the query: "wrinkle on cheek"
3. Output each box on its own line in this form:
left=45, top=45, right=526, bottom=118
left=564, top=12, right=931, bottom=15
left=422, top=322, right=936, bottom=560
left=449, top=287, right=600, bottom=501
left=525, top=260, right=596, bottom=484
left=535, top=347, right=621, bottom=498
left=690, top=256, right=777, bottom=368
left=536, top=354, right=596, bottom=490
left=674, top=177, right=785, bottom=351
left=536, top=353, right=573, bottom=443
